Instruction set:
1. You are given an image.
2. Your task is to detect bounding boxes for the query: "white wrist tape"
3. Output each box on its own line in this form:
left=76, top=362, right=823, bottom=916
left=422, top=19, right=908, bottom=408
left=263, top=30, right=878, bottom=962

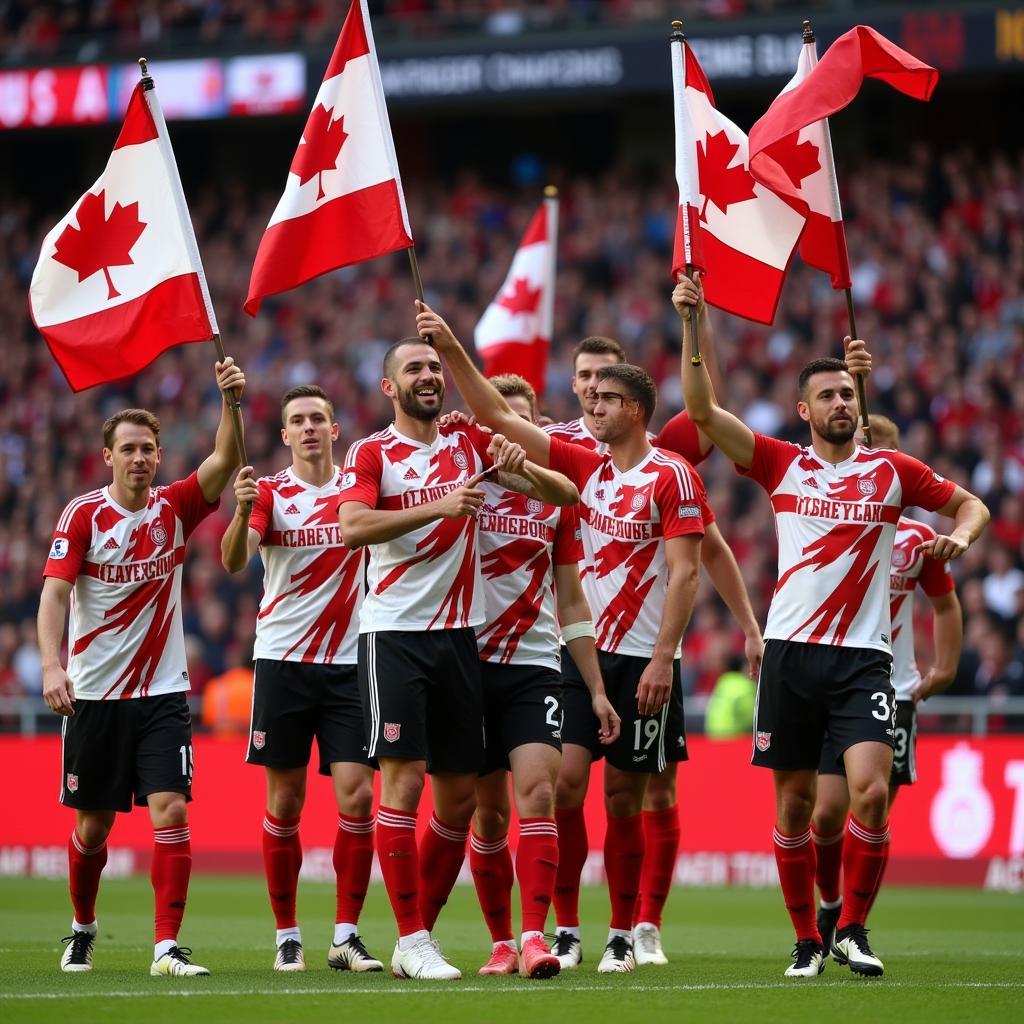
left=561, top=620, right=596, bottom=643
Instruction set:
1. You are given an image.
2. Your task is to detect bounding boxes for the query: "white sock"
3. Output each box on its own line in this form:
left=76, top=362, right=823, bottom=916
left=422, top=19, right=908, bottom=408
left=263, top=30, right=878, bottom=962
left=607, top=928, right=631, bottom=943
left=520, top=931, right=542, bottom=947
left=634, top=920, right=658, bottom=932
left=820, top=897, right=842, bottom=910
left=556, top=925, right=580, bottom=939
left=276, top=926, right=301, bottom=947
left=398, top=929, right=429, bottom=951
left=333, top=922, right=357, bottom=945
left=72, top=919, right=97, bottom=935
left=154, top=939, right=176, bottom=960
left=494, top=939, right=517, bottom=952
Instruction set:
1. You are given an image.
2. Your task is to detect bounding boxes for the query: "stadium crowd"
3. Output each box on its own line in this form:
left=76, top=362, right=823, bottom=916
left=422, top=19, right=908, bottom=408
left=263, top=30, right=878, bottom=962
left=1, top=144, right=1022, bottom=715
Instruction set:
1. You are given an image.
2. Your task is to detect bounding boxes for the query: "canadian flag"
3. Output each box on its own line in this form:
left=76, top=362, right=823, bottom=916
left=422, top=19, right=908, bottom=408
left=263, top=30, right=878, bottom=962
left=672, top=40, right=805, bottom=325
left=29, top=81, right=216, bottom=391
left=244, top=0, right=412, bottom=315
left=749, top=26, right=938, bottom=290
left=473, top=193, right=558, bottom=394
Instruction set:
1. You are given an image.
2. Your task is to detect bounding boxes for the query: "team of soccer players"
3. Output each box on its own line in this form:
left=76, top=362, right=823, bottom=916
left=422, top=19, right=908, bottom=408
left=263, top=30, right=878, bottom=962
left=42, top=279, right=989, bottom=981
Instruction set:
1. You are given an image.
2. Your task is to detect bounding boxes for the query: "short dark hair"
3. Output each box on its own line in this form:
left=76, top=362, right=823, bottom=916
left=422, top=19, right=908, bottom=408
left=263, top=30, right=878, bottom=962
left=489, top=373, right=537, bottom=420
left=280, top=384, right=333, bottom=425
left=103, top=409, right=160, bottom=449
left=572, top=335, right=626, bottom=370
left=383, top=336, right=432, bottom=380
left=597, top=364, right=657, bottom=425
left=867, top=414, right=900, bottom=449
left=798, top=357, right=849, bottom=398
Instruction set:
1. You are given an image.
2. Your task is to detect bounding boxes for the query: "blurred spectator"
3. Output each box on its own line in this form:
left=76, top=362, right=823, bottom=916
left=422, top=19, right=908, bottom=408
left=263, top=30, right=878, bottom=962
left=200, top=642, right=255, bottom=737
left=704, top=656, right=756, bottom=739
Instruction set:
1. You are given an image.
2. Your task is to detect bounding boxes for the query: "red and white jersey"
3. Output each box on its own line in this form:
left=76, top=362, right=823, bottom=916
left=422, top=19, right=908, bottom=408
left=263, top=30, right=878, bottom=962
left=249, top=466, right=363, bottom=665
left=339, top=422, right=492, bottom=632
left=889, top=516, right=956, bottom=700
left=738, top=435, right=956, bottom=651
left=43, top=474, right=217, bottom=700
left=544, top=411, right=708, bottom=467
left=549, top=439, right=710, bottom=658
left=476, top=479, right=582, bottom=670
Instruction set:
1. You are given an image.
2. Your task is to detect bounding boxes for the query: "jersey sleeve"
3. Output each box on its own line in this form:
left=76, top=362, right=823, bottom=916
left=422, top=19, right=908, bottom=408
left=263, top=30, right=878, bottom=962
left=548, top=437, right=603, bottom=489
left=735, top=433, right=799, bottom=493
left=696, top=470, right=716, bottom=528
left=892, top=452, right=957, bottom=512
left=655, top=411, right=708, bottom=467
left=247, top=481, right=274, bottom=541
left=553, top=504, right=583, bottom=565
left=654, top=461, right=707, bottom=540
left=918, top=550, right=956, bottom=598
left=43, top=501, right=92, bottom=583
left=163, top=471, right=220, bottom=538
left=463, top=421, right=495, bottom=469
left=339, top=439, right=383, bottom=508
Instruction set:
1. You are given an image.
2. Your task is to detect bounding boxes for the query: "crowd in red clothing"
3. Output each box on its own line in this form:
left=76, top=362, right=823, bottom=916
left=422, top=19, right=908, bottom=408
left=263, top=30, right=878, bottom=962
left=0, top=144, right=1021, bottom=715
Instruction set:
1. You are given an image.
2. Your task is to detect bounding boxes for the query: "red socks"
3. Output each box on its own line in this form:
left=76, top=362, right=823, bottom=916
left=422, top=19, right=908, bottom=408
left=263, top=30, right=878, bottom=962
left=773, top=827, right=820, bottom=943
left=470, top=831, right=514, bottom=942
left=811, top=826, right=844, bottom=905
left=837, top=818, right=890, bottom=929
left=866, top=839, right=890, bottom=915
left=419, top=813, right=469, bottom=932
left=376, top=806, right=424, bottom=937
left=152, top=825, right=192, bottom=943
left=262, top=813, right=301, bottom=930
left=604, top=814, right=645, bottom=932
left=334, top=814, right=374, bottom=926
left=636, top=806, right=679, bottom=927
left=68, top=830, right=107, bottom=925
left=553, top=805, right=588, bottom=928
left=517, top=818, right=559, bottom=935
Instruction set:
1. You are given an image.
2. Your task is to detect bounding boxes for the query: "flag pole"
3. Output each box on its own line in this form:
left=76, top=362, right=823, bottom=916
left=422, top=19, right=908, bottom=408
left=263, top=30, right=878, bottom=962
left=801, top=21, right=871, bottom=446
left=670, top=20, right=701, bottom=366
left=138, top=57, right=248, bottom=465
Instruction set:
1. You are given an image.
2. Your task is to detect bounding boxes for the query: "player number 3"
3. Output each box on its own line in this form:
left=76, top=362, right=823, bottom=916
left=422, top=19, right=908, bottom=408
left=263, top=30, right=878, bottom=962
left=870, top=691, right=894, bottom=722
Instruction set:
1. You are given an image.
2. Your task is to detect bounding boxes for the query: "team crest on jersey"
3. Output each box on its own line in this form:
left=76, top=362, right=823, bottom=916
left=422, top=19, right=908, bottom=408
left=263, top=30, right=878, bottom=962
left=631, top=492, right=647, bottom=512
left=857, top=479, right=877, bottom=496
left=340, top=471, right=356, bottom=490
left=384, top=722, right=401, bottom=743
left=252, top=731, right=266, bottom=750
left=526, top=498, right=544, bottom=515
left=453, top=450, right=469, bottom=471
left=150, top=520, right=168, bottom=546
left=66, top=773, right=79, bottom=793
left=891, top=548, right=909, bottom=569
left=49, top=538, right=68, bottom=560
left=755, top=731, right=771, bottom=752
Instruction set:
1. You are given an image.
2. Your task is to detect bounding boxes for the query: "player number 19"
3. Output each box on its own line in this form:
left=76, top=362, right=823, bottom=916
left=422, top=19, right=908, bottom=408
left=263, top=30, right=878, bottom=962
left=179, top=743, right=194, bottom=780
left=633, top=718, right=659, bottom=751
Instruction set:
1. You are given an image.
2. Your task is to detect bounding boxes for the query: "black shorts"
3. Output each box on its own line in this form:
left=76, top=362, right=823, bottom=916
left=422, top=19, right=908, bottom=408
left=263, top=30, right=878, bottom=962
left=481, top=661, right=562, bottom=775
left=818, top=702, right=917, bottom=786
left=60, top=692, right=193, bottom=812
left=561, top=645, right=687, bottom=774
left=753, top=640, right=895, bottom=771
left=358, top=628, right=484, bottom=775
left=247, top=660, right=373, bottom=775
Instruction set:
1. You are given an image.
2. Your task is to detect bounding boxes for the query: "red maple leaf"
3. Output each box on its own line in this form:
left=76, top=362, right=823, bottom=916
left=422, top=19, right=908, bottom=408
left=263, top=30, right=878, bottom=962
left=290, top=104, right=348, bottom=201
left=497, top=277, right=541, bottom=316
left=52, top=189, right=146, bottom=300
left=768, top=132, right=821, bottom=189
left=696, top=130, right=757, bottom=222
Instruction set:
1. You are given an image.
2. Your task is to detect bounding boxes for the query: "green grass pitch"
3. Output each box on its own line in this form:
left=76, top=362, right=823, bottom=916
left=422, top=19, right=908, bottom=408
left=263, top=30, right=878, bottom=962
left=1, top=877, right=1021, bottom=1024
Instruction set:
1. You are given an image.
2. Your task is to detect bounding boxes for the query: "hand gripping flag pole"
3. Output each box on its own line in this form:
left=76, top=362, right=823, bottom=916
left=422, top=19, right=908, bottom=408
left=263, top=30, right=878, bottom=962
left=138, top=57, right=248, bottom=465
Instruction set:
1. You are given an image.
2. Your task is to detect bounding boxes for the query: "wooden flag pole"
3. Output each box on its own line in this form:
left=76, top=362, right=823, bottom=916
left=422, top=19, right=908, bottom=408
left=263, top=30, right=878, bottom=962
left=670, top=20, right=701, bottom=366
left=138, top=57, right=248, bottom=466
left=801, top=22, right=871, bottom=447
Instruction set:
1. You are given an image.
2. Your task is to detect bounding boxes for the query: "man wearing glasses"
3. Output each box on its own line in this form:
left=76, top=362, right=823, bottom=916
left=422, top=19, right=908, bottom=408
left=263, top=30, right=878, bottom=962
left=414, top=301, right=709, bottom=974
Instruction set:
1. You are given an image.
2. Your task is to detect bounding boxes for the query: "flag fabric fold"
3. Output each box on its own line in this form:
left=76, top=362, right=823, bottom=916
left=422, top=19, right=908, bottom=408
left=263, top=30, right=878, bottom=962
left=29, top=82, right=215, bottom=391
left=749, top=25, right=939, bottom=289
left=244, top=0, right=412, bottom=315
left=473, top=194, right=558, bottom=394
left=671, top=41, right=806, bottom=325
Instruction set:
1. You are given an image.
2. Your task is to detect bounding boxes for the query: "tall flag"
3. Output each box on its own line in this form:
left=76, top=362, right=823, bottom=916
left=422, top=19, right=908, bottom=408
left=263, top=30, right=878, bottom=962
left=749, top=25, right=938, bottom=290
left=29, top=80, right=217, bottom=391
left=245, top=0, right=412, bottom=315
left=671, top=40, right=805, bottom=325
left=474, top=190, right=558, bottom=394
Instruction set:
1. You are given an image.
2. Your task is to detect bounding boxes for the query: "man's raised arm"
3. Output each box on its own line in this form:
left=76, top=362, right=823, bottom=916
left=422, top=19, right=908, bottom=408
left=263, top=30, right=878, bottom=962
left=415, top=301, right=552, bottom=467
left=198, top=357, right=247, bottom=502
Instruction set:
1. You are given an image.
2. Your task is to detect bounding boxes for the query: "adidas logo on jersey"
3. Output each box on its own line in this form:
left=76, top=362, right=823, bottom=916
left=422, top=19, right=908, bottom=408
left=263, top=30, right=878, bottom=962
left=284, top=503, right=300, bottom=514
left=403, top=467, right=419, bottom=480
left=103, top=537, right=119, bottom=550
left=802, top=477, right=819, bottom=489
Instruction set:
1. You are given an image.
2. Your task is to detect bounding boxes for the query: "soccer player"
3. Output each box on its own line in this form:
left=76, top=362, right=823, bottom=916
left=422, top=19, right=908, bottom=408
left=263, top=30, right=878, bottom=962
left=811, top=414, right=964, bottom=952
left=337, top=338, right=575, bottom=980
left=544, top=329, right=763, bottom=968
left=221, top=384, right=383, bottom=974
left=40, top=358, right=246, bottom=977
left=414, top=301, right=709, bottom=974
left=470, top=373, right=620, bottom=980
left=675, top=275, right=989, bottom=978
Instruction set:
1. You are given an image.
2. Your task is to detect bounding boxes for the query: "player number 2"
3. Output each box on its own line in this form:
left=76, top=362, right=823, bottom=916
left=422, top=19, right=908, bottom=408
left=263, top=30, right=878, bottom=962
left=633, top=719, right=660, bottom=751
left=870, top=692, right=893, bottom=722
left=544, top=696, right=561, bottom=728
left=179, top=743, right=194, bottom=780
